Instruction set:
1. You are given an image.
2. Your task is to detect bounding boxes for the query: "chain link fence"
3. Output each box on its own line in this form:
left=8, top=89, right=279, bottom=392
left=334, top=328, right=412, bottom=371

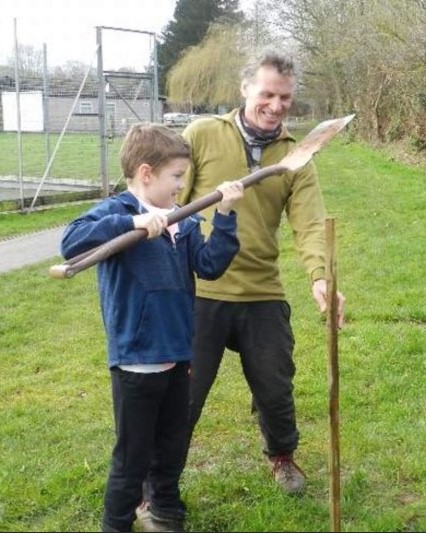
left=0, top=23, right=163, bottom=211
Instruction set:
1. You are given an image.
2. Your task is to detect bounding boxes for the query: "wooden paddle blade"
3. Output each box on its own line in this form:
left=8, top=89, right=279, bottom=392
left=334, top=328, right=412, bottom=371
left=280, top=114, right=356, bottom=171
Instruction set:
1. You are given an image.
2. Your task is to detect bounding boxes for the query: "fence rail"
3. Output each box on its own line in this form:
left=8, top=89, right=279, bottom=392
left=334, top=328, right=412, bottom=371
left=0, top=22, right=161, bottom=210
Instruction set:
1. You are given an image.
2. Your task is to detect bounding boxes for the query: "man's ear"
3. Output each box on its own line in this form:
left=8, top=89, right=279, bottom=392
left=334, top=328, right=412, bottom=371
left=137, top=163, right=152, bottom=184
left=240, top=80, right=248, bottom=99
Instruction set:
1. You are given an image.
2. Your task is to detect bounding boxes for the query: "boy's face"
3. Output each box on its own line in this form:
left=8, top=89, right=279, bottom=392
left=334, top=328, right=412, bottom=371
left=146, top=157, right=189, bottom=209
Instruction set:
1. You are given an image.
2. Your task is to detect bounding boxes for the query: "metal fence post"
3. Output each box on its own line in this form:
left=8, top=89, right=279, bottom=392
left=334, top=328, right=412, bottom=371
left=97, top=26, right=109, bottom=198
left=13, top=18, right=24, bottom=211
left=42, top=43, right=51, bottom=178
left=152, top=34, right=159, bottom=123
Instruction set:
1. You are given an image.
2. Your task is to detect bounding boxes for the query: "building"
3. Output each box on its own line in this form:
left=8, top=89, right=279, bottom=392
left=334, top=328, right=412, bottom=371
left=1, top=89, right=163, bottom=134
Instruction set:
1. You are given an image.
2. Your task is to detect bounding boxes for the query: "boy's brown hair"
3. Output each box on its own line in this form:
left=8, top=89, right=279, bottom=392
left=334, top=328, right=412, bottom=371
left=120, top=123, right=191, bottom=179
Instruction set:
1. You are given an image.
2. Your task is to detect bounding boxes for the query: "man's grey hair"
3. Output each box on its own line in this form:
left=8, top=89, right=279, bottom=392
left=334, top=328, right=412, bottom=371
left=241, top=49, right=295, bottom=83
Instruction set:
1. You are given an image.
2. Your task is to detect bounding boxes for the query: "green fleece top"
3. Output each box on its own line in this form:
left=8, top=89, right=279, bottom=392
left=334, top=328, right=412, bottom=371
left=180, top=109, right=326, bottom=301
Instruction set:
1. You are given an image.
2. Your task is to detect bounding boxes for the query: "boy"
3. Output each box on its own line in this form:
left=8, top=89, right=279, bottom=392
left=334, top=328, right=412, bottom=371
left=60, top=124, right=244, bottom=532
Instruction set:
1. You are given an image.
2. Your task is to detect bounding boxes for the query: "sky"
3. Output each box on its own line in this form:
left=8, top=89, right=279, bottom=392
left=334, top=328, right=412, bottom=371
left=1, top=0, right=254, bottom=71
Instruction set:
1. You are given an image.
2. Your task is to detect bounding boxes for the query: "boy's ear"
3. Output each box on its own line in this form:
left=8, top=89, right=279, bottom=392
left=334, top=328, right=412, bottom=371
left=137, top=163, right=153, bottom=184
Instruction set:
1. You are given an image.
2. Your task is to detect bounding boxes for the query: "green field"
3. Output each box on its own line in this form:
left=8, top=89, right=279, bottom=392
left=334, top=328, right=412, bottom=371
left=0, top=123, right=308, bottom=184
left=0, top=202, right=96, bottom=239
left=0, top=137, right=425, bottom=532
left=0, top=132, right=122, bottom=182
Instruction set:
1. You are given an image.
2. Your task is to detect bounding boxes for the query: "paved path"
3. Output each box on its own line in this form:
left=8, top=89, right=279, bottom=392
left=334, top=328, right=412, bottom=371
left=0, top=226, right=66, bottom=273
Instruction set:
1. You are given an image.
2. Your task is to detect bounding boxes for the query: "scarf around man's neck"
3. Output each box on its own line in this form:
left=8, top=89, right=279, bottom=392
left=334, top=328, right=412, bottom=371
left=235, top=107, right=282, bottom=170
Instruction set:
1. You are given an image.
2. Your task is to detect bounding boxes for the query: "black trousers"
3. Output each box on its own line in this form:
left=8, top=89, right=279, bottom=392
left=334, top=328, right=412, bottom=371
left=102, top=362, right=189, bottom=532
left=189, top=298, right=299, bottom=457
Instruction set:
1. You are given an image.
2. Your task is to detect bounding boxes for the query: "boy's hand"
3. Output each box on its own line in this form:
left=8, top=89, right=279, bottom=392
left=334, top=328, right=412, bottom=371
left=133, top=213, right=168, bottom=238
left=216, top=180, right=244, bottom=215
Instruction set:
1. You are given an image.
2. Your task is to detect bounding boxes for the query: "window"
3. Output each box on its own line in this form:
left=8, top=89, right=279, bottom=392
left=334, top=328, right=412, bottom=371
left=106, top=102, right=116, bottom=118
left=80, top=101, right=93, bottom=114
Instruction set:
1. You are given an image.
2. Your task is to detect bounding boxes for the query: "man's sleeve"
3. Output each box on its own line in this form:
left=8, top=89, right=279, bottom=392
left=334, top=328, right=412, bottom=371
left=285, top=160, right=327, bottom=281
left=178, top=124, right=197, bottom=206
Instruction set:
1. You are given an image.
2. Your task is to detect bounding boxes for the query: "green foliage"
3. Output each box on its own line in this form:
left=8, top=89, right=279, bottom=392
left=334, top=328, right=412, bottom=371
left=410, top=135, right=426, bottom=152
left=386, top=119, right=406, bottom=143
left=416, top=92, right=426, bottom=111
left=261, top=0, right=426, bottom=145
left=0, top=139, right=425, bottom=531
left=158, top=0, right=244, bottom=95
left=167, top=23, right=246, bottom=108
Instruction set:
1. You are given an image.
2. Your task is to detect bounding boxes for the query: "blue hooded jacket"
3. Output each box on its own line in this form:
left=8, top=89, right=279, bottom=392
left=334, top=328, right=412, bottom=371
left=61, top=191, right=239, bottom=368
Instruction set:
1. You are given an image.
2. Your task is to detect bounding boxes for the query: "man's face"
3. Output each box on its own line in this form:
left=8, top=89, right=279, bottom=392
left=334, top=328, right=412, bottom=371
left=241, top=66, right=295, bottom=132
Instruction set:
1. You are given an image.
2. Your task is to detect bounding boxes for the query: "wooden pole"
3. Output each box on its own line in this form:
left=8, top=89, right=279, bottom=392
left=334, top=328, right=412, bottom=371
left=325, top=217, right=341, bottom=532
left=49, top=114, right=355, bottom=279
left=49, top=165, right=281, bottom=279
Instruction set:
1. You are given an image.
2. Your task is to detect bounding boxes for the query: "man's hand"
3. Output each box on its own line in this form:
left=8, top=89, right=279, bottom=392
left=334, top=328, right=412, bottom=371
left=312, top=279, right=345, bottom=328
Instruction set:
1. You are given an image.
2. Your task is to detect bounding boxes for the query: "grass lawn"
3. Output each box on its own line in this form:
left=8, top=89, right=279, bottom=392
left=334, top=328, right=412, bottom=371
left=0, top=132, right=122, bottom=182
left=0, top=202, right=97, bottom=240
left=0, top=137, right=425, bottom=532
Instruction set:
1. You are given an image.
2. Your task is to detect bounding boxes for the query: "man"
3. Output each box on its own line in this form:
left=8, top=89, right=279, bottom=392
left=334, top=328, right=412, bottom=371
left=178, top=50, right=345, bottom=496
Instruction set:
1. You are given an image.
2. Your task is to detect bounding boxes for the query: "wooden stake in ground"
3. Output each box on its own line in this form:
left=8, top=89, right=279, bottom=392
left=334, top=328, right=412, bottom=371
left=325, top=217, right=341, bottom=532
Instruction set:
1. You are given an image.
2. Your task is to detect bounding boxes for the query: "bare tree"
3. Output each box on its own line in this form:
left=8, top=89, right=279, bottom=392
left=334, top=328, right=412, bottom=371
left=262, top=0, right=426, bottom=147
left=7, top=44, right=44, bottom=76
